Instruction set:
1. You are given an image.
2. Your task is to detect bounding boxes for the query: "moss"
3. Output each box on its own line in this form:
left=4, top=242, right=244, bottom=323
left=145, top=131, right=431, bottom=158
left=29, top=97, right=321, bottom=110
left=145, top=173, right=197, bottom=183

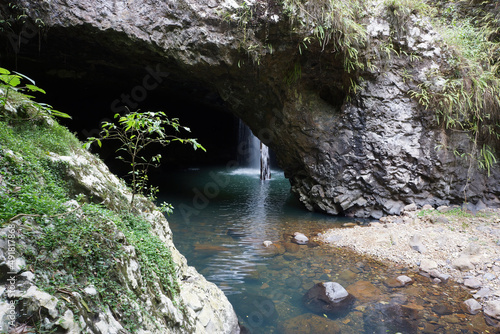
left=0, top=79, right=183, bottom=331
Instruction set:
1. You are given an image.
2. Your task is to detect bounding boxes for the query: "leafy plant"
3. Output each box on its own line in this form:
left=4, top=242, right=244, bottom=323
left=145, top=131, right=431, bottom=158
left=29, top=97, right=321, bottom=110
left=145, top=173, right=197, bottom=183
left=84, top=111, right=205, bottom=206
left=0, top=67, right=70, bottom=120
left=281, top=0, right=367, bottom=73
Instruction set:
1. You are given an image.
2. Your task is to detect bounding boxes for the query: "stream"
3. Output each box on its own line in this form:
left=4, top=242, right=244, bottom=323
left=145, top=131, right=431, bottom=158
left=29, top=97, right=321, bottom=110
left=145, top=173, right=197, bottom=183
left=160, top=166, right=490, bottom=333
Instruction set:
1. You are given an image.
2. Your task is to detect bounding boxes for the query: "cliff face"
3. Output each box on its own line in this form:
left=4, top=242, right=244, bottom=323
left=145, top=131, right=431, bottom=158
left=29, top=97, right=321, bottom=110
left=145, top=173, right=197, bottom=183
left=6, top=0, right=500, bottom=218
left=0, top=122, right=240, bottom=332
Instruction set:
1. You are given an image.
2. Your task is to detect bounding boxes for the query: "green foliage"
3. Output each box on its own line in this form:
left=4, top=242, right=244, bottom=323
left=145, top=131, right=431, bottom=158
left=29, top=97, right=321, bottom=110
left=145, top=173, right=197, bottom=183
left=0, top=120, right=80, bottom=222
left=280, top=0, right=367, bottom=73
left=85, top=111, right=205, bottom=206
left=0, top=67, right=71, bottom=120
left=0, top=85, right=183, bottom=330
left=392, top=2, right=500, bottom=176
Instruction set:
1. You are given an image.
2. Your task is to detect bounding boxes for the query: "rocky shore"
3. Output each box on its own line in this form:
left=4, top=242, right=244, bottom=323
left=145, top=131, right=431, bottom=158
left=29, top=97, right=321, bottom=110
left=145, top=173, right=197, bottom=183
left=318, top=204, right=500, bottom=327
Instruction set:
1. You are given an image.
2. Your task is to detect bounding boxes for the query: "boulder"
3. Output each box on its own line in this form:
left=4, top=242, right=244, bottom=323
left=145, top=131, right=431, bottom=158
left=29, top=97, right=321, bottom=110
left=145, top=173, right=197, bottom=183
left=484, top=300, right=500, bottom=320
left=462, top=299, right=482, bottom=315
left=419, top=259, right=438, bottom=273
left=463, top=277, right=482, bottom=289
left=452, top=257, right=474, bottom=271
left=303, top=282, right=355, bottom=316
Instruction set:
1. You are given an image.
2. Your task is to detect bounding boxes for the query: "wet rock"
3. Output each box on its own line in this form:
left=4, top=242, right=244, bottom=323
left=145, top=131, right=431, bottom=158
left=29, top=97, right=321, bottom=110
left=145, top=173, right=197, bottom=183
left=260, top=243, right=285, bottom=257
left=484, top=300, right=500, bottom=320
left=278, top=313, right=341, bottom=334
left=303, top=282, right=355, bottom=316
left=401, top=303, right=425, bottom=320
left=346, top=281, right=381, bottom=302
left=338, top=269, right=357, bottom=282
left=227, top=229, right=246, bottom=238
left=397, top=275, right=413, bottom=286
left=284, top=242, right=300, bottom=253
left=292, top=232, right=309, bottom=245
left=285, top=276, right=302, bottom=289
left=263, top=240, right=273, bottom=247
left=464, top=277, right=482, bottom=289
left=428, top=270, right=450, bottom=283
left=485, top=315, right=500, bottom=328
left=306, top=241, right=320, bottom=248
left=384, top=277, right=405, bottom=288
left=432, top=304, right=453, bottom=315
left=229, top=294, right=278, bottom=327
left=363, top=302, right=420, bottom=334
left=409, top=234, right=426, bottom=253
left=462, top=299, right=482, bottom=315
left=384, top=275, right=413, bottom=288
left=440, top=314, right=460, bottom=324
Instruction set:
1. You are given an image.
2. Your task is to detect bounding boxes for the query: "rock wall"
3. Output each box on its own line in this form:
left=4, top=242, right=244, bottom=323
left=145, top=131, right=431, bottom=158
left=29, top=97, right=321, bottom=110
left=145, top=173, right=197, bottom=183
left=6, top=0, right=500, bottom=218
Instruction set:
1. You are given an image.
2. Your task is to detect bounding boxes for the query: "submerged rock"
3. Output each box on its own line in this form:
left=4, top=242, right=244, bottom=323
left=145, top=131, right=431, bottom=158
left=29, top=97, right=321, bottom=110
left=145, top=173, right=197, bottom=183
left=484, top=300, right=500, bottom=320
left=278, top=313, right=341, bottom=334
left=303, top=282, right=355, bottom=316
left=292, top=232, right=309, bottom=245
left=346, top=280, right=381, bottom=302
left=463, top=299, right=482, bottom=315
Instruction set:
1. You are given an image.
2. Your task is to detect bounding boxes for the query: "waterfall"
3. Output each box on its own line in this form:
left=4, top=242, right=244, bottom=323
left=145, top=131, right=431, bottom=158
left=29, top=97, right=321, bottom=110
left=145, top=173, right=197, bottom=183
left=260, top=142, right=271, bottom=180
left=237, top=120, right=271, bottom=180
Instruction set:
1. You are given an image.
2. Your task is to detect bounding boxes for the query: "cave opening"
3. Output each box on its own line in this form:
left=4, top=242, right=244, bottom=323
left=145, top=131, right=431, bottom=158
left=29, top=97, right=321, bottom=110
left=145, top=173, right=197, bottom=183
left=0, top=43, right=246, bottom=186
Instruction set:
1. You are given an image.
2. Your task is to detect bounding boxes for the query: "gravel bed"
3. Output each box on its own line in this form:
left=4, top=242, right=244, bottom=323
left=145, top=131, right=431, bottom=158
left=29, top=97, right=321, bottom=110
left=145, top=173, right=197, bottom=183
left=318, top=204, right=500, bottom=319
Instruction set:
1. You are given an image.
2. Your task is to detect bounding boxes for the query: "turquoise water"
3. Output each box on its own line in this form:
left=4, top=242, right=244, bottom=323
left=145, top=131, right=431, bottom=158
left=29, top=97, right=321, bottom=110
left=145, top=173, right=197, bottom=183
left=160, top=166, right=490, bottom=333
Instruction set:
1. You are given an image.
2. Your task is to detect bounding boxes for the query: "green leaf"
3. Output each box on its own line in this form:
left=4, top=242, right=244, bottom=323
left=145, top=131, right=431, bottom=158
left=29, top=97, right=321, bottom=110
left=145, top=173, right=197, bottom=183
left=25, top=84, right=46, bottom=94
left=0, top=74, right=21, bottom=87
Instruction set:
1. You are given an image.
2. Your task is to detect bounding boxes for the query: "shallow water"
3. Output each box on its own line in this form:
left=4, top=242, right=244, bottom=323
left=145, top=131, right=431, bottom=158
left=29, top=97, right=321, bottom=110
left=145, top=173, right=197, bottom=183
left=160, top=166, right=491, bottom=333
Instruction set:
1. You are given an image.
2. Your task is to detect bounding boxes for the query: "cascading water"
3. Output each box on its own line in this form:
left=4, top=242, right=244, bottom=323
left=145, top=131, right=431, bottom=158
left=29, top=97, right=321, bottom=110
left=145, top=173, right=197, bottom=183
left=238, top=120, right=271, bottom=180
left=260, top=142, right=271, bottom=180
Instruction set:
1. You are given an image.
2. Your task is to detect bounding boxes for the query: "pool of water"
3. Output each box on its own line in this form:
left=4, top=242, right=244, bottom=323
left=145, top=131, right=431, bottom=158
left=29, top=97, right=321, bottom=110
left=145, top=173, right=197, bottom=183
left=159, top=166, right=491, bottom=333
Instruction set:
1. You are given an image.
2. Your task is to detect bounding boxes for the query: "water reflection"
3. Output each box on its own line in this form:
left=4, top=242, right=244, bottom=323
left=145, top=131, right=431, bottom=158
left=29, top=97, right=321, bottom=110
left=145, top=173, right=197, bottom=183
left=160, top=167, right=492, bottom=333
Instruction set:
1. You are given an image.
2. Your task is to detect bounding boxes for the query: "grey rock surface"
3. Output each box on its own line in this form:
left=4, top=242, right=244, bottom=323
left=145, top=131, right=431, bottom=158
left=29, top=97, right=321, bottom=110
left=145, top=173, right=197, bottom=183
left=7, top=0, right=500, bottom=217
